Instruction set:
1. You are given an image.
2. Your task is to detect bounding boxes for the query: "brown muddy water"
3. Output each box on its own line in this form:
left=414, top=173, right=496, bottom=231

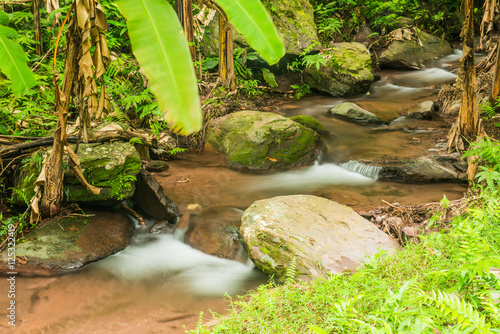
left=0, top=50, right=471, bottom=333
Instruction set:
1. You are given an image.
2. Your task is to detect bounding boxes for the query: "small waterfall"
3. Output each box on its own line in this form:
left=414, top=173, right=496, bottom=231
left=339, top=160, right=382, bottom=179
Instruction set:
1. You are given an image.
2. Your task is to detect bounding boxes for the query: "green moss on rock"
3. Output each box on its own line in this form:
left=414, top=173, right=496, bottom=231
left=290, top=115, right=329, bottom=134
left=206, top=111, right=321, bottom=170
left=303, top=42, right=374, bottom=97
left=11, top=142, right=141, bottom=206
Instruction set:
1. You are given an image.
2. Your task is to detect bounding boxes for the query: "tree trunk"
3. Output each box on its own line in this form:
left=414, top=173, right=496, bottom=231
left=218, top=16, right=236, bottom=90
left=491, top=41, right=500, bottom=101
left=34, top=0, right=43, bottom=56
left=175, top=0, right=195, bottom=60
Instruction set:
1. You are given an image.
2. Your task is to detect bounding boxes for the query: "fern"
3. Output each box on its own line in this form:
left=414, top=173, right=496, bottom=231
left=419, top=289, right=491, bottom=332
left=285, top=257, right=298, bottom=284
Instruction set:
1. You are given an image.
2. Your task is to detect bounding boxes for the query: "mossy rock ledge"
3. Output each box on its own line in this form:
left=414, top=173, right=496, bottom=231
left=303, top=42, right=375, bottom=97
left=206, top=111, right=322, bottom=170
left=240, top=195, right=401, bottom=282
left=379, top=28, right=453, bottom=69
left=12, top=141, right=141, bottom=206
left=0, top=211, right=134, bottom=276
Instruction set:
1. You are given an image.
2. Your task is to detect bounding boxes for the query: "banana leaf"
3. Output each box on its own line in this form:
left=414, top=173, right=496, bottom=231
left=116, top=0, right=202, bottom=135
left=215, top=0, right=285, bottom=65
left=0, top=34, right=36, bottom=96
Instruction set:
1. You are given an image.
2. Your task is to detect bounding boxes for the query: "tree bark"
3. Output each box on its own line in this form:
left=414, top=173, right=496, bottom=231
left=34, top=0, right=43, bottom=56
left=176, top=0, right=195, bottom=60
left=478, top=0, right=497, bottom=52
left=218, top=16, right=236, bottom=90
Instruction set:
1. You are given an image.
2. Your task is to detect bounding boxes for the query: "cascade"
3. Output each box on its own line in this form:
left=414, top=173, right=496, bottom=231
left=339, top=160, right=382, bottom=179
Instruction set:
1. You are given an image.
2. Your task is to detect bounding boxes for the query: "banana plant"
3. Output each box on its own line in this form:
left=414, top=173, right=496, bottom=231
left=116, top=0, right=285, bottom=135
left=0, top=10, right=36, bottom=96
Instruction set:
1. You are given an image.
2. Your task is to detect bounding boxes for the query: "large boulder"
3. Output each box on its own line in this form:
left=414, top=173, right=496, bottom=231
left=379, top=28, right=454, bottom=69
left=0, top=211, right=134, bottom=276
left=328, top=102, right=385, bottom=124
left=304, top=42, right=375, bottom=97
left=206, top=111, right=322, bottom=170
left=240, top=195, right=401, bottom=282
left=12, top=142, right=141, bottom=206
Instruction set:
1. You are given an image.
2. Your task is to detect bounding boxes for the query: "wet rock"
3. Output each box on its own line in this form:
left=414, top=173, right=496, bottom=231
left=206, top=110, right=321, bottom=170
left=184, top=206, right=246, bottom=262
left=379, top=29, right=453, bottom=69
left=240, top=195, right=401, bottom=282
left=0, top=211, right=134, bottom=276
left=328, top=102, right=385, bottom=124
left=12, top=142, right=141, bottom=206
left=380, top=153, right=467, bottom=182
left=134, top=170, right=178, bottom=223
left=145, top=160, right=169, bottom=172
left=289, top=115, right=329, bottom=134
left=304, top=43, right=374, bottom=97
left=148, top=220, right=175, bottom=234
left=406, top=101, right=434, bottom=119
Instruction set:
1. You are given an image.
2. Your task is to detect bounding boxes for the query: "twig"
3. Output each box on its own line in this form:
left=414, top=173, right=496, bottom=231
left=121, top=203, right=145, bottom=226
left=381, top=199, right=400, bottom=208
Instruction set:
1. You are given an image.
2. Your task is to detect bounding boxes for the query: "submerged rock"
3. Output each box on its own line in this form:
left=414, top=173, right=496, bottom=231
left=12, top=142, right=141, bottom=206
left=379, top=28, right=453, bottom=69
left=304, top=42, right=374, bottom=97
left=406, top=100, right=434, bottom=120
left=184, top=206, right=246, bottom=262
left=134, top=170, right=178, bottom=223
left=0, top=211, right=134, bottom=276
left=328, top=102, right=385, bottom=124
left=240, top=195, right=401, bottom=282
left=206, top=110, right=322, bottom=170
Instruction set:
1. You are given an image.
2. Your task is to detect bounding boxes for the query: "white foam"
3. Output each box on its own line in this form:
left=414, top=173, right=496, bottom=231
left=94, top=233, right=259, bottom=297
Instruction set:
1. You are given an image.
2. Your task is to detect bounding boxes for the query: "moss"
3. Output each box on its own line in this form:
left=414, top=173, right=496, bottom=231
left=290, top=115, right=329, bottom=134
left=11, top=142, right=141, bottom=206
left=207, top=111, right=320, bottom=170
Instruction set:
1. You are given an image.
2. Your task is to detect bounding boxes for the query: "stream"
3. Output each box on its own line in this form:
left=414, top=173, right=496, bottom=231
left=1, top=50, right=472, bottom=333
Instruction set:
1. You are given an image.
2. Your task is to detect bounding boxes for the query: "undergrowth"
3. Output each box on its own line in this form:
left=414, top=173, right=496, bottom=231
left=191, top=138, right=500, bottom=334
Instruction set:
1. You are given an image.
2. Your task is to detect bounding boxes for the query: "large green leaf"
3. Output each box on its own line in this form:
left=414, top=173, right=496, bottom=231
left=215, top=0, right=285, bottom=65
left=0, top=35, right=36, bottom=96
left=0, top=11, right=9, bottom=25
left=116, top=0, right=202, bottom=135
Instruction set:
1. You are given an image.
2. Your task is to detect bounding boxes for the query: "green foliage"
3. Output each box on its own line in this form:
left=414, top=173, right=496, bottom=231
left=192, top=138, right=500, bottom=333
left=290, top=84, right=311, bottom=100
left=0, top=10, right=36, bottom=96
left=214, top=0, right=285, bottom=65
left=261, top=68, right=278, bottom=88
left=463, top=138, right=500, bottom=192
left=116, top=0, right=202, bottom=135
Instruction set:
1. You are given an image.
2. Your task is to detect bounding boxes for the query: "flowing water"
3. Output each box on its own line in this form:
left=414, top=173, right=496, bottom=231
left=0, top=51, right=471, bottom=333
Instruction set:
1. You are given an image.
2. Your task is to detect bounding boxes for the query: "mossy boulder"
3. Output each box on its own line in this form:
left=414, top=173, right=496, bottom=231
left=12, top=142, right=141, bottom=206
left=289, top=115, right=329, bottom=134
left=379, top=28, right=454, bottom=69
left=328, top=102, right=385, bottom=124
left=0, top=211, right=134, bottom=276
left=303, top=43, right=375, bottom=97
left=206, top=111, right=321, bottom=170
left=240, top=195, right=401, bottom=282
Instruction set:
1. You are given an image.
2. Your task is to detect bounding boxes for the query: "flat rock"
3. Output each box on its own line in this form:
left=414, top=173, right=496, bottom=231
left=240, top=195, right=401, bottom=282
left=328, top=102, right=385, bottom=124
left=0, top=211, right=134, bottom=276
left=407, top=100, right=434, bottom=119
